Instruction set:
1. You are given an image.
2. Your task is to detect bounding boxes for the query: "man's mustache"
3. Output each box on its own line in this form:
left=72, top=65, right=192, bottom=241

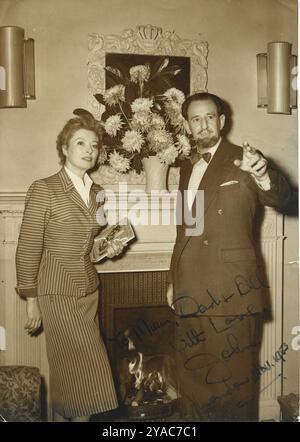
left=198, top=129, right=213, bottom=136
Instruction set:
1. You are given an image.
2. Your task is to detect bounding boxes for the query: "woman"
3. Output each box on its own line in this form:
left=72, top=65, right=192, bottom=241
left=15, top=114, right=124, bottom=422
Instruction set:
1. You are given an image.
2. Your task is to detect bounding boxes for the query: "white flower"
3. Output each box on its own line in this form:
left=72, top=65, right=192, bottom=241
left=147, top=129, right=173, bottom=153
left=121, top=130, right=144, bottom=152
left=131, top=112, right=151, bottom=132
left=131, top=98, right=153, bottom=114
left=97, top=147, right=108, bottom=165
left=103, top=85, right=125, bottom=106
left=109, top=151, right=130, bottom=173
left=164, top=101, right=185, bottom=130
left=129, top=64, right=151, bottom=84
left=163, top=88, right=185, bottom=105
left=177, top=135, right=191, bottom=157
left=149, top=113, right=165, bottom=130
left=157, top=144, right=180, bottom=165
left=104, top=115, right=123, bottom=137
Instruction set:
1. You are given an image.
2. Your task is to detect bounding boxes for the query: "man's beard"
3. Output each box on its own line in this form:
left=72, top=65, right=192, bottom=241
left=195, top=133, right=219, bottom=150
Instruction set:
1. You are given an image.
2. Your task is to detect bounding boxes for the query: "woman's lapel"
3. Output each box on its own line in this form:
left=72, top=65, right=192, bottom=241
left=58, top=168, right=94, bottom=217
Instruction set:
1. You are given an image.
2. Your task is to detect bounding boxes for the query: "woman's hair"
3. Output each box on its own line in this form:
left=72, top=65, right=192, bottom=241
left=56, top=116, right=103, bottom=165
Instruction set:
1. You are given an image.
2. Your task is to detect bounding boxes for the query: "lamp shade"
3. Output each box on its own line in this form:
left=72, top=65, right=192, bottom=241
left=267, top=41, right=292, bottom=114
left=290, top=54, right=297, bottom=109
left=0, top=26, right=26, bottom=108
left=257, top=53, right=268, bottom=108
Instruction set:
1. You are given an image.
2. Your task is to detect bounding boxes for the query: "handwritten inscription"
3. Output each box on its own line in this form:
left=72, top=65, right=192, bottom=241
left=182, top=342, right=289, bottom=419
left=170, top=327, right=206, bottom=353
left=252, top=342, right=289, bottom=382
left=171, top=271, right=269, bottom=318
left=209, top=304, right=255, bottom=334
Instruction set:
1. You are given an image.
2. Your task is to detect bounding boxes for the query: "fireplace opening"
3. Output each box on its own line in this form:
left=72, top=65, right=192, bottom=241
left=105, top=305, right=179, bottom=419
left=99, top=271, right=180, bottom=420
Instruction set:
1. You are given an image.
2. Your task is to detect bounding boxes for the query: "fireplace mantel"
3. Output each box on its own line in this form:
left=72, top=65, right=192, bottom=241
left=95, top=194, right=284, bottom=274
left=95, top=191, right=177, bottom=273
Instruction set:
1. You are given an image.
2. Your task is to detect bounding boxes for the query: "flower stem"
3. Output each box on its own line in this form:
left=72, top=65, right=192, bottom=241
left=118, top=102, right=132, bottom=129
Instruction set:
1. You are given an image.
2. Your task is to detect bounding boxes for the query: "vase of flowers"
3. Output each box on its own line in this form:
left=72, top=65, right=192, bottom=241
left=93, top=57, right=192, bottom=192
left=141, top=156, right=169, bottom=193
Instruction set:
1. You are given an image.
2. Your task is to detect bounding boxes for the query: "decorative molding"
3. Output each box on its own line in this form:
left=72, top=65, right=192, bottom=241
left=87, top=24, right=208, bottom=185
left=88, top=24, right=208, bottom=119
left=0, top=192, right=25, bottom=210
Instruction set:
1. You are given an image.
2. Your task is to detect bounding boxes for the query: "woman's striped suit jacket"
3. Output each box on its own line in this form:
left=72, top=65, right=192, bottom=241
left=16, top=168, right=105, bottom=298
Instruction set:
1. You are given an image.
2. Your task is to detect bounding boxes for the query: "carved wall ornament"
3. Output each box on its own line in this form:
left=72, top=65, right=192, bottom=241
left=87, top=25, right=208, bottom=185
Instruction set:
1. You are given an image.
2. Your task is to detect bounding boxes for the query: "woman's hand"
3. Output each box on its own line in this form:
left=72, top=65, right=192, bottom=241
left=25, top=297, right=42, bottom=334
left=106, top=239, right=126, bottom=259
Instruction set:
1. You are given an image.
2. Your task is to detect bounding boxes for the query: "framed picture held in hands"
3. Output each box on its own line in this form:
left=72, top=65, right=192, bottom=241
left=91, top=218, right=136, bottom=263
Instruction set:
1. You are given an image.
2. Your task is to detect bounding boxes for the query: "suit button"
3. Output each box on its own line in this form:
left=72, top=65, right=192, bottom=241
left=203, top=239, right=209, bottom=246
left=218, top=209, right=224, bottom=215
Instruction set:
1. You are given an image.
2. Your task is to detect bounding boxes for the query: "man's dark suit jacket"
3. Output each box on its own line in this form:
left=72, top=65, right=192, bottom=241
left=169, top=139, right=291, bottom=317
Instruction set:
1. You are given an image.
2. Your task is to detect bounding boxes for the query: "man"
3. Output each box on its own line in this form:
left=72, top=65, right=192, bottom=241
left=167, top=92, right=291, bottom=421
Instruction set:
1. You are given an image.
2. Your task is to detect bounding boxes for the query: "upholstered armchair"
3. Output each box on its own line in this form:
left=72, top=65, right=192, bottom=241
left=0, top=365, right=41, bottom=422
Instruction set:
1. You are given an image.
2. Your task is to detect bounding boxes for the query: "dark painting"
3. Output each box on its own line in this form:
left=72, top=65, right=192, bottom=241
left=105, top=52, right=190, bottom=97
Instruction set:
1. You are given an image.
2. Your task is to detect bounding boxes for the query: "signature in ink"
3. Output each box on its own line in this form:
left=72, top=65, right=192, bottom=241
left=172, top=289, right=221, bottom=317
left=233, top=271, right=269, bottom=297
left=252, top=342, right=289, bottom=383
left=103, top=316, right=175, bottom=350
left=171, top=270, right=270, bottom=317
left=170, top=327, right=206, bottom=353
left=187, top=374, right=251, bottom=418
left=220, top=332, right=261, bottom=363
left=129, top=317, right=174, bottom=342
left=183, top=342, right=289, bottom=418
left=209, top=304, right=255, bottom=334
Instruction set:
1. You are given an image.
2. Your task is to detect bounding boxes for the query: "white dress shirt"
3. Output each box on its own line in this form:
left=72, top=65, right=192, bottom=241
left=64, top=166, right=93, bottom=207
left=187, top=139, right=271, bottom=210
left=187, top=139, right=222, bottom=210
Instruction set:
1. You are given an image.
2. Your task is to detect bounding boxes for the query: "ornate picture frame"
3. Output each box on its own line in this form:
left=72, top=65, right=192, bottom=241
left=87, top=24, right=208, bottom=185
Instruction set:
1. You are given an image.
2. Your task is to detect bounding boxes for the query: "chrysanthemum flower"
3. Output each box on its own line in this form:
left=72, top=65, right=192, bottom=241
left=131, top=112, right=151, bottom=132
left=129, top=64, right=151, bottom=84
left=97, top=147, right=108, bottom=165
left=157, top=144, right=180, bottom=165
left=109, top=151, right=130, bottom=173
left=103, top=85, right=125, bottom=106
left=147, top=129, right=173, bottom=153
left=121, top=130, right=144, bottom=152
left=149, top=114, right=165, bottom=130
left=177, top=134, right=191, bottom=157
left=163, top=88, right=185, bottom=105
left=104, top=115, right=124, bottom=137
left=131, top=98, right=153, bottom=114
left=165, top=101, right=185, bottom=129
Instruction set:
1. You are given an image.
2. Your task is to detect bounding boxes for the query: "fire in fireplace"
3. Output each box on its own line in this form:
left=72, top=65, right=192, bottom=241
left=99, top=272, right=180, bottom=420
left=118, top=327, right=178, bottom=419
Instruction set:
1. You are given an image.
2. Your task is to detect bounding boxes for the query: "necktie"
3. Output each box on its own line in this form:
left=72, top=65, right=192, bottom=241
left=190, top=151, right=212, bottom=165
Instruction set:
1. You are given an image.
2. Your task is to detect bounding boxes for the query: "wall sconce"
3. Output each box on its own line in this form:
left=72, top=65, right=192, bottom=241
left=257, top=41, right=297, bottom=114
left=0, top=26, right=35, bottom=108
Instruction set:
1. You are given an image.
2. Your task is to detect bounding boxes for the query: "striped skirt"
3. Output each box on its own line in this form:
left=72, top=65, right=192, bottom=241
left=38, top=291, right=118, bottom=418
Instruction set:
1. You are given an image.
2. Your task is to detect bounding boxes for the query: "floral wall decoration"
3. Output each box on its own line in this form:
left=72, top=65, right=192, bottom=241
left=87, top=25, right=208, bottom=184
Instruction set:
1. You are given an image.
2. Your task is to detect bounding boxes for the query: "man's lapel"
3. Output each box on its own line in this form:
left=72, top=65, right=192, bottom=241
left=197, top=139, right=235, bottom=214
left=175, top=139, right=236, bottom=260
